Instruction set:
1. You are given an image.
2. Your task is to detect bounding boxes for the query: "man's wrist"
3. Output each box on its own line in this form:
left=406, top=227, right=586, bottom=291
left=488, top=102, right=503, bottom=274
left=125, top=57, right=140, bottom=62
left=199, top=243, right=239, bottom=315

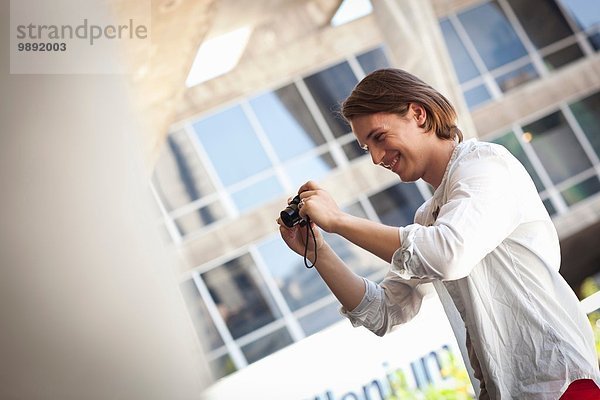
left=331, top=212, right=352, bottom=236
left=308, top=242, right=332, bottom=266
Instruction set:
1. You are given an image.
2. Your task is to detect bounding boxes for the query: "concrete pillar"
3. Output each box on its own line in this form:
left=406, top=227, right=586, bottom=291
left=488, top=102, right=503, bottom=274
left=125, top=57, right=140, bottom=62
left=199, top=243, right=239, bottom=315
left=0, top=2, right=211, bottom=398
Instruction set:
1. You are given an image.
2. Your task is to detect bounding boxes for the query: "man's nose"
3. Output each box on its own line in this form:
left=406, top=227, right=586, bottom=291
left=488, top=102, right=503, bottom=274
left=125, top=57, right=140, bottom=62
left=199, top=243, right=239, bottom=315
left=370, top=147, right=384, bottom=166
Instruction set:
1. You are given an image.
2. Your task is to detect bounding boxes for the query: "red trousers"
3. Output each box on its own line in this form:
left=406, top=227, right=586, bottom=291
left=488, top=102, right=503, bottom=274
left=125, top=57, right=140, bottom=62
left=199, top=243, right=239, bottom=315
left=559, top=379, right=600, bottom=400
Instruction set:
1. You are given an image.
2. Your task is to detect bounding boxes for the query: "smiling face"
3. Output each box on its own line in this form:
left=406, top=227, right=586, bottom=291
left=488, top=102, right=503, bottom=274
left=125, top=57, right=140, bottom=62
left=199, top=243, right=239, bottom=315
left=351, top=104, right=436, bottom=184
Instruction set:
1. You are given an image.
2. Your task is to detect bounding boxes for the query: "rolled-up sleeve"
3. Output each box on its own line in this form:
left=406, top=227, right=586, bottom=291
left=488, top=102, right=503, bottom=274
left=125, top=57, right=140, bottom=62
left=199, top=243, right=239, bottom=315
left=391, top=147, right=522, bottom=281
left=340, top=274, right=433, bottom=336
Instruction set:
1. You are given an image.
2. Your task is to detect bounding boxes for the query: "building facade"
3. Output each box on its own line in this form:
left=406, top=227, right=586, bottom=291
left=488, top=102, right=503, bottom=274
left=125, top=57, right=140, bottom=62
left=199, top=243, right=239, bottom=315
left=150, top=0, right=600, bottom=395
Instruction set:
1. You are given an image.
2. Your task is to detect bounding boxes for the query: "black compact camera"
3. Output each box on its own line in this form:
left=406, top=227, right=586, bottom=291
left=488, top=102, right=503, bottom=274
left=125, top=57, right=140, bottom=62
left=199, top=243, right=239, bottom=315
left=280, top=195, right=306, bottom=228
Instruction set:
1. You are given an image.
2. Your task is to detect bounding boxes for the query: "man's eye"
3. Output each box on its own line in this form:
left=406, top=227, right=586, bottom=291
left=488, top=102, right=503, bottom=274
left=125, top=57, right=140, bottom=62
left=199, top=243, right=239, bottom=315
left=375, top=133, right=385, bottom=142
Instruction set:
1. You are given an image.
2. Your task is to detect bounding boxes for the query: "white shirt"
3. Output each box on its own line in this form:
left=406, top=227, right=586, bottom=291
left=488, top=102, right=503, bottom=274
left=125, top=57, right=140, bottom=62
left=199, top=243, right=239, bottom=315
left=342, top=139, right=600, bottom=399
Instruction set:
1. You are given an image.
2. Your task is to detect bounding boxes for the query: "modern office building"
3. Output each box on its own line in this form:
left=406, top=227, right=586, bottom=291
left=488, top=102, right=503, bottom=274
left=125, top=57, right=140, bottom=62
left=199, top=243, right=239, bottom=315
left=148, top=0, right=600, bottom=397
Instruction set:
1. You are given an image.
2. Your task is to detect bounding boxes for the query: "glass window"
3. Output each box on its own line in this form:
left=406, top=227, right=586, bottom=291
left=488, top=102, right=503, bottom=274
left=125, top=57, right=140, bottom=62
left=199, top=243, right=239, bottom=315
left=257, top=236, right=330, bottom=311
left=201, top=254, right=282, bottom=339
left=209, top=354, right=237, bottom=380
left=458, top=1, right=528, bottom=70
left=240, top=327, right=293, bottom=364
left=589, top=32, right=600, bottom=51
left=323, top=201, right=388, bottom=277
left=558, top=0, right=600, bottom=31
left=561, top=176, right=600, bottom=206
left=284, top=152, right=337, bottom=188
left=342, top=139, right=367, bottom=161
left=506, top=0, right=573, bottom=49
left=298, top=301, right=344, bottom=336
left=173, top=201, right=227, bottom=236
left=464, top=84, right=492, bottom=109
left=179, top=279, right=224, bottom=351
left=523, top=111, right=593, bottom=184
left=250, top=85, right=325, bottom=161
left=439, top=18, right=480, bottom=83
left=343, top=201, right=369, bottom=220
left=321, top=229, right=387, bottom=277
left=542, top=198, right=557, bottom=216
left=569, top=91, right=600, bottom=158
left=193, top=106, right=271, bottom=186
left=304, top=61, right=357, bottom=138
left=495, top=63, right=538, bottom=92
left=543, top=43, right=585, bottom=71
left=369, top=183, right=424, bottom=227
left=230, top=175, right=284, bottom=213
left=356, top=46, right=390, bottom=75
left=492, top=131, right=545, bottom=192
left=152, top=130, right=215, bottom=211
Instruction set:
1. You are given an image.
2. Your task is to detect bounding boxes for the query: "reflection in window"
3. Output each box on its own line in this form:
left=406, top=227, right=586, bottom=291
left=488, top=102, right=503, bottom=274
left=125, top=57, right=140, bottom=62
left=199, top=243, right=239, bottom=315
left=369, top=183, right=424, bottom=227
left=299, top=301, right=344, bottom=336
left=507, top=0, right=573, bottom=49
left=495, top=63, right=538, bottom=92
left=180, top=279, right=224, bottom=351
left=356, top=47, right=390, bottom=75
left=458, top=1, right=527, bottom=70
left=464, top=84, right=492, bottom=109
left=173, top=201, right=227, bottom=237
left=558, top=0, right=600, bottom=50
left=523, top=111, right=593, bottom=184
left=153, top=130, right=215, bottom=211
left=250, top=85, right=325, bottom=161
left=230, top=175, right=283, bottom=213
left=569, top=91, right=600, bottom=158
left=193, top=106, right=272, bottom=186
left=440, top=19, right=480, bottom=84
left=240, top=327, right=293, bottom=364
left=558, top=0, right=600, bottom=31
left=202, top=254, right=281, bottom=339
left=258, top=236, right=330, bottom=311
left=285, top=152, right=337, bottom=188
left=561, top=176, right=600, bottom=206
left=492, top=132, right=545, bottom=192
left=304, top=62, right=357, bottom=138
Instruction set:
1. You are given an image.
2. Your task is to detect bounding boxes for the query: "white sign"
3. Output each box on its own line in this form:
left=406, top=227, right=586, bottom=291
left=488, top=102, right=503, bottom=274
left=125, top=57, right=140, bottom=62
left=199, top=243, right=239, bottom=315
left=201, top=297, right=474, bottom=400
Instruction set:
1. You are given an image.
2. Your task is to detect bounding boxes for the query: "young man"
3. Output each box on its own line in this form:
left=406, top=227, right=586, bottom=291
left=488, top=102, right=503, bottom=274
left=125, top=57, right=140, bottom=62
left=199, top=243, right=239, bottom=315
left=278, top=69, right=600, bottom=399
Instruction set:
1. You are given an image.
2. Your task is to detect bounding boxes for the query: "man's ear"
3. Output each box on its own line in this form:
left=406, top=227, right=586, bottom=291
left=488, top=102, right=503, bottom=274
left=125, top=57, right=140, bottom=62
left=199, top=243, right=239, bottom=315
left=410, top=103, right=427, bottom=127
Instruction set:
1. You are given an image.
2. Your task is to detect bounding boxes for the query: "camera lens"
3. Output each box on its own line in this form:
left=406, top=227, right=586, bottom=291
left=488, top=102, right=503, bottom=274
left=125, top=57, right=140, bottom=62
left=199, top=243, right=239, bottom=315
left=280, top=195, right=302, bottom=227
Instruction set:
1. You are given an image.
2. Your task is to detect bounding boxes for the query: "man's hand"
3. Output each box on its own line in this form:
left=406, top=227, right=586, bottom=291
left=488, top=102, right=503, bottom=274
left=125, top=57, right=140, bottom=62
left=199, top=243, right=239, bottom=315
left=296, top=180, right=344, bottom=233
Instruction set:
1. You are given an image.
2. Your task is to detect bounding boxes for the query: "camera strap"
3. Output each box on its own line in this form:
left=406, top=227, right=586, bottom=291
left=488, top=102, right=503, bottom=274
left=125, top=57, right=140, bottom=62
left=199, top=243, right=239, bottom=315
left=303, top=216, right=317, bottom=269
